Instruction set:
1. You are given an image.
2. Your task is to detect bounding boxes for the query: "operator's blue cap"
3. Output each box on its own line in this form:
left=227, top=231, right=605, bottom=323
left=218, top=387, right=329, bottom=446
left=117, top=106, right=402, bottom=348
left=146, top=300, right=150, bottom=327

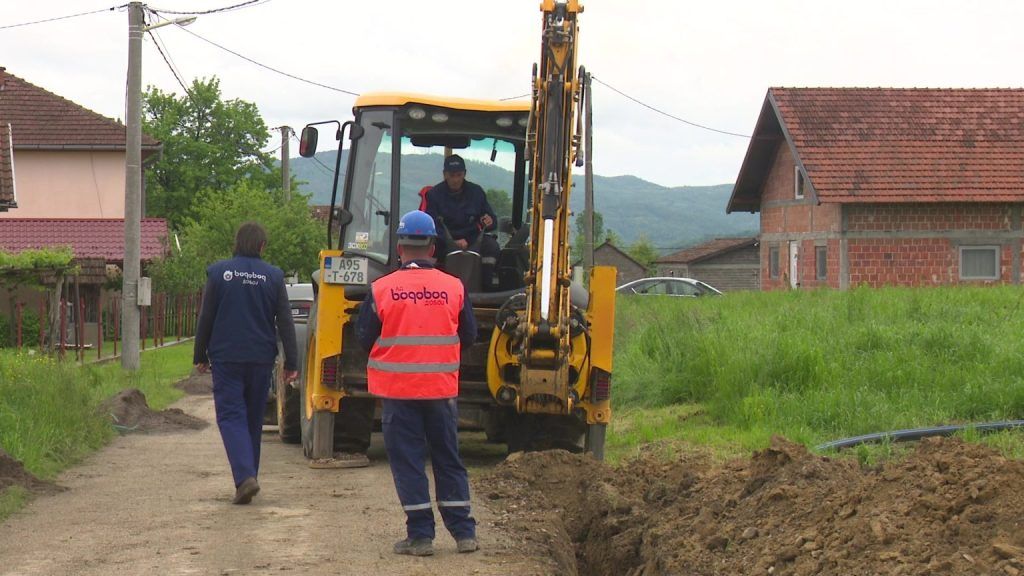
left=443, top=154, right=466, bottom=173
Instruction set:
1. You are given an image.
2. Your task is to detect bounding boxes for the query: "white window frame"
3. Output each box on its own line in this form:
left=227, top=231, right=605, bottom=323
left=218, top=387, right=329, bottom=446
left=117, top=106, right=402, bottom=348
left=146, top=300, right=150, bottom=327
left=794, top=166, right=805, bottom=200
left=959, top=245, right=1000, bottom=280
left=769, top=245, right=780, bottom=280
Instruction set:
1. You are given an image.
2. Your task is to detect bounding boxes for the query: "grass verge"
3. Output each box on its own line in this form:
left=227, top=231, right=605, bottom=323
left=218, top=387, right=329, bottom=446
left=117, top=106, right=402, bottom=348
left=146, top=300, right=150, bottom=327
left=0, top=342, right=193, bottom=520
left=611, top=286, right=1024, bottom=461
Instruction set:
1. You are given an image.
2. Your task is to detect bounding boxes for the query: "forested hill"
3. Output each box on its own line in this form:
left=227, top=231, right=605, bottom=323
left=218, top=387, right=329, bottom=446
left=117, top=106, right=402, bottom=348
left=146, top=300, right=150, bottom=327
left=288, top=151, right=757, bottom=251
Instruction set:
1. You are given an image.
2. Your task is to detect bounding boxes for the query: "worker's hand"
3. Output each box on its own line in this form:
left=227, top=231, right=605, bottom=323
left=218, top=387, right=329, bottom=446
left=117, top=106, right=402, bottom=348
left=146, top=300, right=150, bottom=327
left=284, top=370, right=299, bottom=383
left=455, top=239, right=469, bottom=250
left=195, top=363, right=210, bottom=374
left=479, top=214, right=493, bottom=229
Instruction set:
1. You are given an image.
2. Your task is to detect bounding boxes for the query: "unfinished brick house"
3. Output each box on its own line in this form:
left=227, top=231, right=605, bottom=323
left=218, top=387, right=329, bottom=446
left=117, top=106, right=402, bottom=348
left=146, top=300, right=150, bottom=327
left=656, top=237, right=759, bottom=292
left=727, top=88, right=1024, bottom=290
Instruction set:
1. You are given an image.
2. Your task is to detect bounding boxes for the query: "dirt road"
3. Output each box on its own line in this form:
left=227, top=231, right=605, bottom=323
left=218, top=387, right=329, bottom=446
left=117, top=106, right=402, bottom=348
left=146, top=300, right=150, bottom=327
left=0, top=390, right=549, bottom=576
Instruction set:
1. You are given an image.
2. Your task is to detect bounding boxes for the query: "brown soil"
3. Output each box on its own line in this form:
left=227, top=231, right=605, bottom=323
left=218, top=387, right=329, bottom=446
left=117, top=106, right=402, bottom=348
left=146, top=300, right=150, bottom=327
left=99, top=388, right=208, bottom=433
left=479, top=436, right=1024, bottom=576
left=174, top=369, right=213, bottom=395
left=0, top=448, right=63, bottom=495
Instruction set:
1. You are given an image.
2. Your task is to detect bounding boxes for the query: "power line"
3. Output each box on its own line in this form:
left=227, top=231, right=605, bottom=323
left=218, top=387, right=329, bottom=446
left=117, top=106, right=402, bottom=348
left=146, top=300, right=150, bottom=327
left=0, top=5, right=120, bottom=30
left=171, top=23, right=360, bottom=96
left=591, top=75, right=750, bottom=139
left=147, top=29, right=193, bottom=97
left=148, top=0, right=270, bottom=16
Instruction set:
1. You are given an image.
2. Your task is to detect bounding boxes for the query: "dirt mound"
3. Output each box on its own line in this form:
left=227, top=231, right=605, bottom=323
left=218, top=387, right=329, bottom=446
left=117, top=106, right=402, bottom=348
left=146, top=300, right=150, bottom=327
left=175, top=370, right=213, bottom=395
left=479, top=437, right=1024, bottom=576
left=0, top=448, right=63, bottom=495
left=100, top=389, right=208, bottom=434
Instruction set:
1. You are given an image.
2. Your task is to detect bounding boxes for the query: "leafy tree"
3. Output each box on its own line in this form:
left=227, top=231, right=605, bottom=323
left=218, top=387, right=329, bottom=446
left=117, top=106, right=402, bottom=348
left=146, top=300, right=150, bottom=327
left=627, top=234, right=660, bottom=274
left=142, top=77, right=282, bottom=228
left=150, top=182, right=322, bottom=294
left=486, top=188, right=512, bottom=218
left=571, top=210, right=608, bottom=263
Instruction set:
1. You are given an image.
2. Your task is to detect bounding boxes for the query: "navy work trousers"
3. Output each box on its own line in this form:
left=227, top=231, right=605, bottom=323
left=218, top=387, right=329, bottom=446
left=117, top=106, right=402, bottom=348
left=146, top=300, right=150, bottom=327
left=212, top=361, right=273, bottom=487
left=382, top=398, right=476, bottom=541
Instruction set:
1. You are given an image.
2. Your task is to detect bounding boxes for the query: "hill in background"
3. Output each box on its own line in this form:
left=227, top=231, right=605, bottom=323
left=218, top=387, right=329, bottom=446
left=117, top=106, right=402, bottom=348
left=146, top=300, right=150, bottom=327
left=287, top=151, right=757, bottom=252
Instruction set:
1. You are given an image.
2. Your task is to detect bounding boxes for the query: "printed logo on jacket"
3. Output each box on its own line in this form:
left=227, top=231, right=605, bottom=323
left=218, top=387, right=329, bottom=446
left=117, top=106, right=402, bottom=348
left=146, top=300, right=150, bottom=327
left=389, top=285, right=450, bottom=306
left=223, top=269, right=268, bottom=286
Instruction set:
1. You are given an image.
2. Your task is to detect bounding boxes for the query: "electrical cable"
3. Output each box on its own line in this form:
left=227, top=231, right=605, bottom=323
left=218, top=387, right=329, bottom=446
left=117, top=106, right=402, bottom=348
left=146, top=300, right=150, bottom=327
left=148, top=0, right=269, bottom=16
left=816, top=420, right=1024, bottom=451
left=147, top=29, right=193, bottom=98
left=171, top=23, right=360, bottom=96
left=0, top=5, right=121, bottom=30
left=591, top=75, right=750, bottom=139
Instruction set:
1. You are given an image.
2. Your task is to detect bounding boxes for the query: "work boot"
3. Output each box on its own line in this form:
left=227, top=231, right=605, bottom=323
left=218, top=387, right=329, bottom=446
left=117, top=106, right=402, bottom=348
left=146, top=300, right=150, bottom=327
left=393, top=538, right=434, bottom=557
left=232, top=477, right=260, bottom=505
left=456, top=537, right=479, bottom=553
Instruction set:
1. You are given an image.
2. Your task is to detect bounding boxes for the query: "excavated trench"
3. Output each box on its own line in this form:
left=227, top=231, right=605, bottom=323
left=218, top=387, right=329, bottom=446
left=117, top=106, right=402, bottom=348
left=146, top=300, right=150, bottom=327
left=477, top=437, right=1024, bottom=576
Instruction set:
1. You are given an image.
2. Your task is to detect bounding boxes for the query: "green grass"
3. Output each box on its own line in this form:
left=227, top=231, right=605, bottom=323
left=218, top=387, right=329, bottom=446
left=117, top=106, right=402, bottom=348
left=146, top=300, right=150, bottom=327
left=611, top=286, right=1024, bottom=459
left=0, top=343, right=193, bottom=482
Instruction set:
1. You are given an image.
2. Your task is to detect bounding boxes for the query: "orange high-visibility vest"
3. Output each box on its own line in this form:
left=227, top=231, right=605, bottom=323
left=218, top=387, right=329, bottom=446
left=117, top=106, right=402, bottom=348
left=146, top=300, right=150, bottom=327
left=367, top=267, right=465, bottom=399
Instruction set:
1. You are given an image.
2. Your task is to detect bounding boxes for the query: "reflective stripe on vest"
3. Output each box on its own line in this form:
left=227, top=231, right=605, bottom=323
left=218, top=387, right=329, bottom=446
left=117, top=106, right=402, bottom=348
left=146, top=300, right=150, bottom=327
left=375, top=335, right=460, bottom=347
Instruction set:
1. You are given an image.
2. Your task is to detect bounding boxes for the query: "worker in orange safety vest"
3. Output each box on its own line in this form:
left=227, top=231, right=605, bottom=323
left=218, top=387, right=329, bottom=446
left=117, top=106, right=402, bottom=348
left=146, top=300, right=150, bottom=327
left=355, top=209, right=479, bottom=557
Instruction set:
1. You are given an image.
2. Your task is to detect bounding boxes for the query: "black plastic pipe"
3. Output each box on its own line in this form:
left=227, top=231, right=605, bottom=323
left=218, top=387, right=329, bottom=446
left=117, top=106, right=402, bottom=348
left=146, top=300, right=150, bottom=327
left=816, top=420, right=1024, bottom=451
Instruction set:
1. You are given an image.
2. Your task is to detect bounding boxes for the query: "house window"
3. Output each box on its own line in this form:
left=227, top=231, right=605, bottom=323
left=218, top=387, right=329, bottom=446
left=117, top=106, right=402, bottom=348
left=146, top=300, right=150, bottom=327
left=794, top=166, right=805, bottom=199
left=769, top=245, right=780, bottom=280
left=815, top=245, right=828, bottom=280
left=959, top=246, right=999, bottom=280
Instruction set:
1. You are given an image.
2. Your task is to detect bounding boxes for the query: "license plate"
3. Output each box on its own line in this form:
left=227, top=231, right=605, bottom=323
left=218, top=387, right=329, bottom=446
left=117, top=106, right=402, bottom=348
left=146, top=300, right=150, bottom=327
left=323, top=256, right=368, bottom=285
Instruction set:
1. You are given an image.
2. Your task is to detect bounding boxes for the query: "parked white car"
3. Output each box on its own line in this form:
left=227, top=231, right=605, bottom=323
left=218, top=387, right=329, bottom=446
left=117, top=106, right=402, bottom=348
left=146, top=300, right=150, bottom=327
left=616, top=277, right=723, bottom=297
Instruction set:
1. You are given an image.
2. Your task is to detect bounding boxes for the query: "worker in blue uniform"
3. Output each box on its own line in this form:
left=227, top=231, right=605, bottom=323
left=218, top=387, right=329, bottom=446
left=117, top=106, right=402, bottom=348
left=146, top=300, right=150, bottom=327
left=194, top=222, right=298, bottom=505
left=356, top=210, right=479, bottom=556
left=423, top=154, right=500, bottom=290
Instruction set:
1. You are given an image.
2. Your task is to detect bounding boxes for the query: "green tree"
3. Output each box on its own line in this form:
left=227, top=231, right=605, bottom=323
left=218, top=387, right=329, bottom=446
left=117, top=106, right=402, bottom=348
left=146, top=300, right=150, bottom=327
left=150, top=182, right=322, bottom=294
left=571, top=210, right=608, bottom=263
left=486, top=188, right=512, bottom=218
left=627, top=234, right=659, bottom=274
left=143, top=77, right=282, bottom=228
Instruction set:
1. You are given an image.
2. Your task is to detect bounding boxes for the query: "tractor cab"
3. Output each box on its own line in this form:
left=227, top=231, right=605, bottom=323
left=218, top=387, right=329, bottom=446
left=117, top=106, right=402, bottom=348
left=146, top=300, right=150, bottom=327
left=300, top=93, right=532, bottom=296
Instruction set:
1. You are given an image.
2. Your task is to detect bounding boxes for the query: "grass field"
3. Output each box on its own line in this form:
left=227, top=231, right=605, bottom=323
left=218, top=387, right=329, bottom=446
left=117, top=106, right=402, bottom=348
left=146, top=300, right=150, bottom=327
left=608, top=286, right=1024, bottom=460
left=0, top=343, right=193, bottom=481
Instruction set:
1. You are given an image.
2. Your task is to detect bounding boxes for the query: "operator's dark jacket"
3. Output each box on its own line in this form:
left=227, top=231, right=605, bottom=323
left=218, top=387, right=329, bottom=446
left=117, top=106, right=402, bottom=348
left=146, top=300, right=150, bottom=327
left=424, top=180, right=497, bottom=246
left=355, top=260, right=478, bottom=353
left=193, top=255, right=298, bottom=371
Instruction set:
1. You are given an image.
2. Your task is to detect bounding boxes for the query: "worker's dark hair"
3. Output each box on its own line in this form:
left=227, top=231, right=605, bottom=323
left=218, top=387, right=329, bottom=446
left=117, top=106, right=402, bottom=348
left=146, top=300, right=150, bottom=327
left=234, top=221, right=268, bottom=257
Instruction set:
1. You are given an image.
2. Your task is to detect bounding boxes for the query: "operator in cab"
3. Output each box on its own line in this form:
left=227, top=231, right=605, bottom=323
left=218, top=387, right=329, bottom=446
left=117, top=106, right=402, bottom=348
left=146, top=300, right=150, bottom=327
left=423, top=154, right=499, bottom=290
left=355, top=210, right=479, bottom=557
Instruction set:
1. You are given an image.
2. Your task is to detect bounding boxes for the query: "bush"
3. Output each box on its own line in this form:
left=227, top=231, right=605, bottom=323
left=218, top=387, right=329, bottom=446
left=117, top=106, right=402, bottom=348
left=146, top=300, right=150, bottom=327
left=0, top=308, right=41, bottom=349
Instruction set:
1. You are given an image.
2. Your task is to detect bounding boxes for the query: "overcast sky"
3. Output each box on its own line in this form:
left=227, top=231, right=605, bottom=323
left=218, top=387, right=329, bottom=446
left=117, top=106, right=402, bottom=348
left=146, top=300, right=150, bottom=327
left=2, top=1, right=1022, bottom=188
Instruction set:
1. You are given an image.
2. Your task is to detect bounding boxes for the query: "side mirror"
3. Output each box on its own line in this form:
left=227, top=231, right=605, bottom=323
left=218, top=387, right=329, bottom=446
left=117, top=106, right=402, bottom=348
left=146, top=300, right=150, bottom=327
left=336, top=208, right=354, bottom=228
left=299, top=126, right=318, bottom=158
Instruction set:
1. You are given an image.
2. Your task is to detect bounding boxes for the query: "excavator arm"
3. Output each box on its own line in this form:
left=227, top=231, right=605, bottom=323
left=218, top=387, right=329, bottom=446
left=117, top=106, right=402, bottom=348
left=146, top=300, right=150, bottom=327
left=489, top=0, right=614, bottom=453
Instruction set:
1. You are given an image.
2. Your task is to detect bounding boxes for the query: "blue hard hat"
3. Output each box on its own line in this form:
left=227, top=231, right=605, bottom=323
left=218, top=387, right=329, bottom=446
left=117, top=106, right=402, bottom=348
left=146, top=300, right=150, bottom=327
left=397, top=210, right=437, bottom=245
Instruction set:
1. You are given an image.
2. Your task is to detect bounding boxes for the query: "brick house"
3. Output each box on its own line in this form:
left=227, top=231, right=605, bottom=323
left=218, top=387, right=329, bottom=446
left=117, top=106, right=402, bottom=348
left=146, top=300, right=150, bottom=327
left=573, top=241, right=648, bottom=285
left=656, top=237, right=759, bottom=292
left=728, top=88, right=1024, bottom=290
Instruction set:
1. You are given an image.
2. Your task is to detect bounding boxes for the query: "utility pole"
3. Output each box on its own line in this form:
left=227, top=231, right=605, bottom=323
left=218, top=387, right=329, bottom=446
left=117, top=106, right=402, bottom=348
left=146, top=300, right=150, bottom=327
left=122, top=1, right=144, bottom=370
left=280, top=126, right=291, bottom=201
left=584, top=72, right=595, bottom=273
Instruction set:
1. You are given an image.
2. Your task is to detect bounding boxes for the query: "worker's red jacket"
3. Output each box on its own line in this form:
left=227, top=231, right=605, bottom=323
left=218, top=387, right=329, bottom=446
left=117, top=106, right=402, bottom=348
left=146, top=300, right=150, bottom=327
left=365, top=266, right=468, bottom=399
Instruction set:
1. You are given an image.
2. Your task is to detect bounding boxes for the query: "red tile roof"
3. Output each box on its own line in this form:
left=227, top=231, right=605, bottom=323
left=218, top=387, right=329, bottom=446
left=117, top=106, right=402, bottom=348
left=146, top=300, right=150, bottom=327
left=728, top=88, right=1024, bottom=212
left=0, top=123, right=12, bottom=210
left=657, top=237, right=758, bottom=264
left=0, top=218, right=169, bottom=261
left=0, top=67, right=160, bottom=151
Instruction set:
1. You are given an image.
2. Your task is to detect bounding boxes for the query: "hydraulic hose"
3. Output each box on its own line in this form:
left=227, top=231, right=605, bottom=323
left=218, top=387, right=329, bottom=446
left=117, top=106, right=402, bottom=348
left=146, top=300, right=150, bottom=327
left=816, top=420, right=1024, bottom=451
